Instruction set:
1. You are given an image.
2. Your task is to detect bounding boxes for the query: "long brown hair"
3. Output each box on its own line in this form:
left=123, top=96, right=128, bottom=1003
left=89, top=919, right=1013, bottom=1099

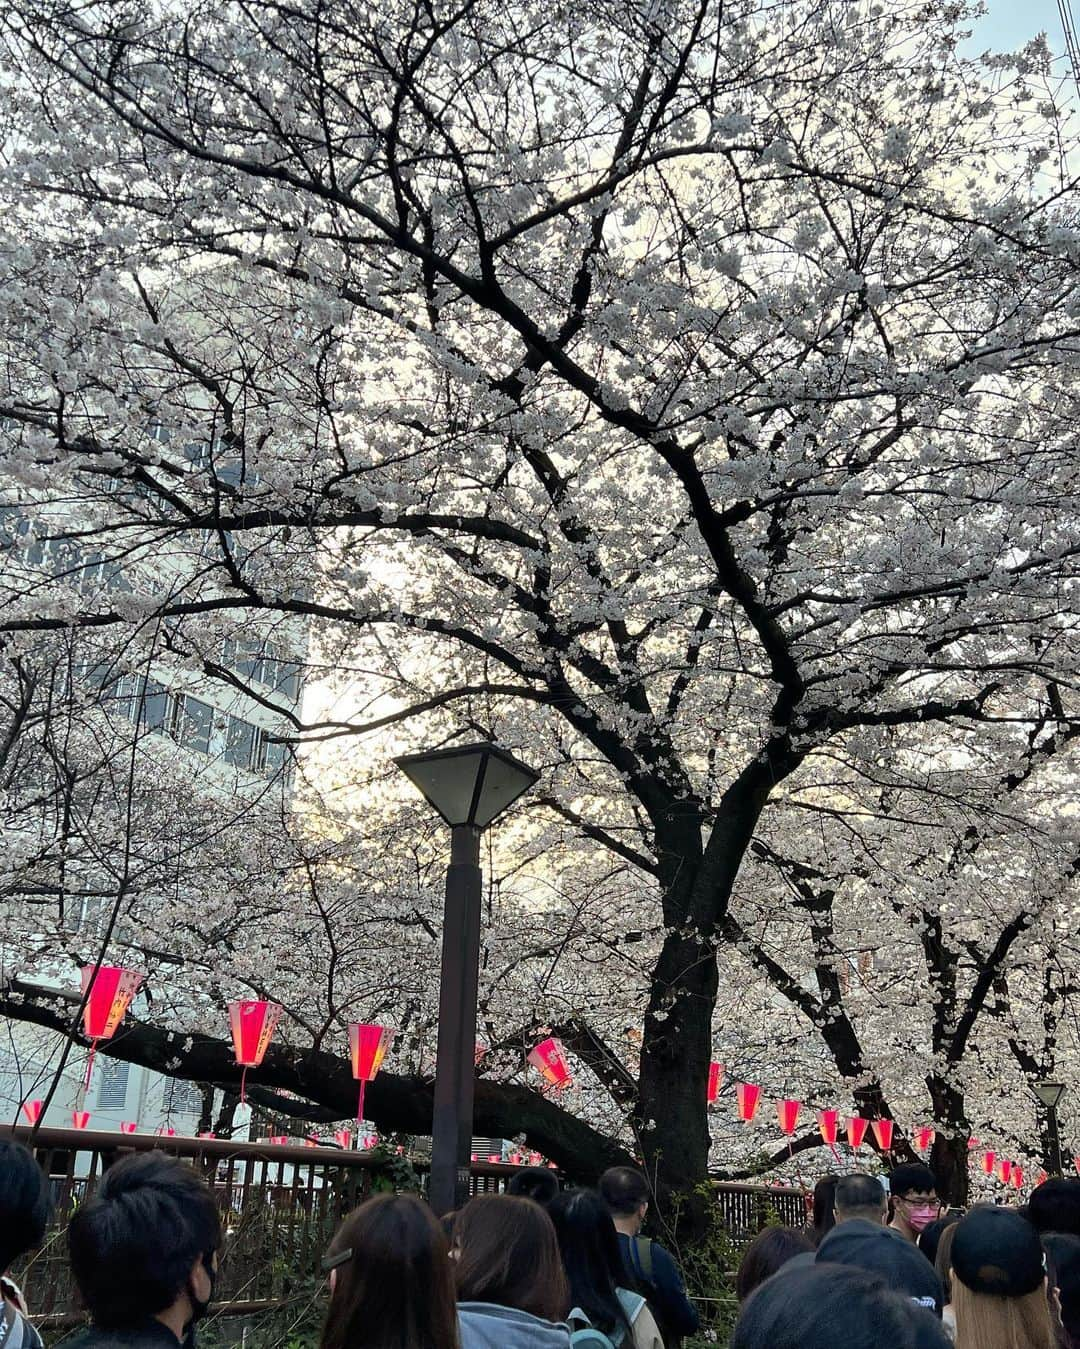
left=321, top=1194, right=460, bottom=1349
left=453, top=1194, right=569, bottom=1322
left=952, top=1279, right=1056, bottom=1349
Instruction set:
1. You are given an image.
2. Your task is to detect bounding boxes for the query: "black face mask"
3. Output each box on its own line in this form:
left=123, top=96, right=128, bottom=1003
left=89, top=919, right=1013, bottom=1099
left=185, top=1251, right=217, bottom=1329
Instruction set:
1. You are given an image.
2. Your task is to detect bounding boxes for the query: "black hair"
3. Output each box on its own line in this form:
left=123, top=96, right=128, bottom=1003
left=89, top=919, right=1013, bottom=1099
left=835, top=1173, right=887, bottom=1217
left=889, top=1163, right=937, bottom=1200
left=68, top=1152, right=221, bottom=1328
left=917, top=1214, right=960, bottom=1265
left=810, top=1175, right=838, bottom=1244
left=598, top=1167, right=650, bottom=1218
left=0, top=1140, right=50, bottom=1273
left=735, top=1226, right=814, bottom=1301
left=1029, top=1179, right=1080, bottom=1238
left=507, top=1167, right=559, bottom=1207
left=547, top=1189, right=635, bottom=1341
left=1044, top=1233, right=1080, bottom=1342
left=732, top=1262, right=951, bottom=1349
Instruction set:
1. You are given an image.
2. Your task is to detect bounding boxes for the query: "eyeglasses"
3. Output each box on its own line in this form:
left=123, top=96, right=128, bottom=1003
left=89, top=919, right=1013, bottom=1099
left=321, top=1247, right=353, bottom=1273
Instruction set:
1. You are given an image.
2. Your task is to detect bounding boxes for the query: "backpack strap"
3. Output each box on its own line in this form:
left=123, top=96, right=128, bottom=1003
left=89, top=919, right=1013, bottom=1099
left=632, top=1235, right=655, bottom=1283
left=616, top=1288, right=647, bottom=1325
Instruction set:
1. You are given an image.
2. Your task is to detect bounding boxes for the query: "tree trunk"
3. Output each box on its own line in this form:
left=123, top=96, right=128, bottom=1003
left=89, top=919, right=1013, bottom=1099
left=927, top=1076, right=970, bottom=1207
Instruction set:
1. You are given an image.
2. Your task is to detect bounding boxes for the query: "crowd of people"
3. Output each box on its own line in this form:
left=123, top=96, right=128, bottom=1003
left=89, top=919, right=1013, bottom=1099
left=2, top=1136, right=1080, bottom=1349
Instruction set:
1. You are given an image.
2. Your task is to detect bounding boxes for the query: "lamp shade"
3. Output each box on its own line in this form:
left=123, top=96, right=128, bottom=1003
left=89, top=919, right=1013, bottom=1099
left=981, top=1150, right=996, bottom=1175
left=871, top=1119, right=894, bottom=1151
left=81, top=964, right=144, bottom=1040
left=72, top=1111, right=90, bottom=1129
left=847, top=1117, right=868, bottom=1149
left=334, top=1129, right=352, bottom=1149
left=120, top=1122, right=137, bottom=1134
left=776, top=1099, right=801, bottom=1135
left=1034, top=1081, right=1067, bottom=1111
left=736, top=1082, right=761, bottom=1123
left=528, top=1037, right=572, bottom=1088
left=1012, top=1166, right=1024, bottom=1190
left=1036, top=1169, right=1048, bottom=1186
left=20, top=1100, right=42, bottom=1126
left=349, top=1023, right=392, bottom=1081
left=818, top=1109, right=839, bottom=1146
left=229, top=1000, right=283, bottom=1067
left=707, top=1062, right=723, bottom=1103
left=914, top=1127, right=935, bottom=1152
left=998, top=1159, right=1012, bottom=1184
left=395, top=742, right=539, bottom=828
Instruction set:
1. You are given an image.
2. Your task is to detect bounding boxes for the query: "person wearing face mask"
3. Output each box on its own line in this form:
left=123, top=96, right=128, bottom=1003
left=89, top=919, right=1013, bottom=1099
left=66, top=1153, right=221, bottom=1349
left=888, top=1164, right=941, bottom=1245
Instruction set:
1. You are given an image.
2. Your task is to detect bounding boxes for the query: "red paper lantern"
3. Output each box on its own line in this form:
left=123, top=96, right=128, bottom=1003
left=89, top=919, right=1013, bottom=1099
left=998, top=1159, right=1012, bottom=1184
left=818, top=1109, right=839, bottom=1146
left=736, top=1082, right=761, bottom=1122
left=1036, top=1169, right=1048, bottom=1187
left=871, top=1119, right=894, bottom=1151
left=981, top=1150, right=996, bottom=1175
left=228, top=1000, right=283, bottom=1102
left=271, top=1135, right=288, bottom=1145
left=72, top=1111, right=90, bottom=1129
left=349, top=1023, right=393, bottom=1122
left=847, top=1117, right=868, bottom=1149
left=1012, top=1166, right=1024, bottom=1190
left=707, top=1061, right=724, bottom=1103
left=120, top=1121, right=137, bottom=1134
left=914, top=1127, right=935, bottom=1152
left=80, top=964, right=144, bottom=1091
left=488, top=1153, right=501, bottom=1163
left=334, top=1128, right=352, bottom=1149
left=776, top=1099, right=801, bottom=1135
left=198, top=1132, right=216, bottom=1139
left=967, top=1137, right=980, bottom=1150
left=528, top=1038, right=572, bottom=1089
left=20, top=1100, right=42, bottom=1126
left=1074, top=1156, right=1080, bottom=1178
left=155, top=1126, right=176, bottom=1137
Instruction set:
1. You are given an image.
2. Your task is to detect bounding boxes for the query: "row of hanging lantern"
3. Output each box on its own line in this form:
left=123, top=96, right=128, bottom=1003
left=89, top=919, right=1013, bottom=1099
left=708, top=1064, right=1070, bottom=1186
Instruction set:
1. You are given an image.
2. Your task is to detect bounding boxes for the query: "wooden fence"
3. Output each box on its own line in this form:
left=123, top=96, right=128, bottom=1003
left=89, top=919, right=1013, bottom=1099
left=3, top=1125, right=806, bottom=1327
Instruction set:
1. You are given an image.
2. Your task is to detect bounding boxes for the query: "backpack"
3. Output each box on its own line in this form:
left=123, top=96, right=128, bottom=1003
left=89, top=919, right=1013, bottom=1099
left=569, top=1290, right=646, bottom=1349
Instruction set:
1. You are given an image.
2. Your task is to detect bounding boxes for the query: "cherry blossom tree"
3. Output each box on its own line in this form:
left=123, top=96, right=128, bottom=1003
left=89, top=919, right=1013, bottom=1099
left=0, top=0, right=1079, bottom=1219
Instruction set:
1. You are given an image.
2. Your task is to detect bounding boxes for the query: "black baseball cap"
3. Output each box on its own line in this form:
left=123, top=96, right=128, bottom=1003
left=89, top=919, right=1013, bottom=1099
left=950, top=1207, right=1045, bottom=1297
left=816, top=1218, right=944, bottom=1316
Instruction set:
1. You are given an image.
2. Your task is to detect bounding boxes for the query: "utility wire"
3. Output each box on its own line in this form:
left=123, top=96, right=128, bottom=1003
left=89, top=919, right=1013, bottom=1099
left=1060, top=0, right=1080, bottom=95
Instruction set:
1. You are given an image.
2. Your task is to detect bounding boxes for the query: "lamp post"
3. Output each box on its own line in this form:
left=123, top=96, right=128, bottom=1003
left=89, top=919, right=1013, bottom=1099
left=395, top=741, right=539, bottom=1216
left=1034, top=1081, right=1067, bottom=1176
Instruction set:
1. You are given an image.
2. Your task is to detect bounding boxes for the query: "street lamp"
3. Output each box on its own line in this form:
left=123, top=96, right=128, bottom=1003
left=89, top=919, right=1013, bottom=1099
left=395, top=741, right=539, bottom=1215
left=1034, top=1081, right=1068, bottom=1176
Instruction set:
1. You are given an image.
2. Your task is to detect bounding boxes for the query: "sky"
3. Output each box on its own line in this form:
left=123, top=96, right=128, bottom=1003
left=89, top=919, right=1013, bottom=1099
left=969, top=0, right=1067, bottom=54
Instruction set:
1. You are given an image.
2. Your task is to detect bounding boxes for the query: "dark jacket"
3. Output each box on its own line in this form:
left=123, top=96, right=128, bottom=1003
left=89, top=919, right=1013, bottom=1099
left=62, top=1321, right=191, bottom=1349
left=617, top=1232, right=699, bottom=1344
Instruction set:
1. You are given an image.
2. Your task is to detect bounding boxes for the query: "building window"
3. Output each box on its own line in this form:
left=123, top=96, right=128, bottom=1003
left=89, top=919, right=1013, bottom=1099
left=223, top=715, right=256, bottom=769
left=96, top=1060, right=130, bottom=1110
left=177, top=696, right=213, bottom=755
left=163, top=1077, right=202, bottom=1116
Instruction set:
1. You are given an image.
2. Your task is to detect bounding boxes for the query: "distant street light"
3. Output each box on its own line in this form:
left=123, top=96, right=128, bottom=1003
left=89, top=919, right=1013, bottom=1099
left=396, top=742, right=539, bottom=1216
left=1034, top=1080, right=1068, bottom=1176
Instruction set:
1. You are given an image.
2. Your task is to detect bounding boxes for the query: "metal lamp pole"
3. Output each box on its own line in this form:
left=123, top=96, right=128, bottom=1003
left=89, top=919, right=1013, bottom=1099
left=396, top=742, right=538, bottom=1216
left=1034, top=1081, right=1067, bottom=1176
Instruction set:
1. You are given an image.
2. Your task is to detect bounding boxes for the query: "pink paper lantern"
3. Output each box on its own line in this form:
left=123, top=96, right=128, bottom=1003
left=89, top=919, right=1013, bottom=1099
left=120, top=1121, right=137, bottom=1134
left=1012, top=1166, right=1024, bottom=1190
left=871, top=1119, right=894, bottom=1151
left=736, top=1082, right=761, bottom=1123
left=155, top=1126, right=176, bottom=1137
left=80, top=964, right=144, bottom=1091
left=914, top=1127, right=935, bottom=1152
left=72, top=1111, right=91, bottom=1129
left=847, top=1117, right=868, bottom=1149
left=707, top=1062, right=723, bottom=1103
left=348, top=1023, right=393, bottom=1122
left=818, top=1109, right=839, bottom=1146
left=334, top=1128, right=352, bottom=1149
left=228, top=1000, right=283, bottom=1102
left=776, top=1099, right=801, bottom=1135
left=198, top=1131, right=216, bottom=1139
left=528, top=1038, right=572, bottom=1089
left=998, top=1159, right=1012, bottom=1184
left=488, top=1153, right=500, bottom=1163
left=20, top=1100, right=42, bottom=1126
left=981, top=1150, right=996, bottom=1175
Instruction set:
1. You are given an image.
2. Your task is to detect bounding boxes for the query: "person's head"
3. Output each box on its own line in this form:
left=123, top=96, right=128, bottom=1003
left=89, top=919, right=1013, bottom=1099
left=547, top=1189, right=632, bottom=1338
left=816, top=1219, right=944, bottom=1317
left=321, top=1194, right=459, bottom=1349
left=1030, top=1181, right=1080, bottom=1239
left=67, top=1152, right=221, bottom=1331
left=0, top=1140, right=50, bottom=1274
left=835, top=1174, right=888, bottom=1226
left=889, top=1164, right=939, bottom=1236
left=1043, top=1233, right=1080, bottom=1348
left=598, top=1166, right=650, bottom=1231
left=810, top=1175, right=838, bottom=1244
left=735, top=1226, right=815, bottom=1301
left=732, top=1262, right=951, bottom=1349
left=452, top=1194, right=568, bottom=1322
left=507, top=1167, right=560, bottom=1208
left=950, top=1207, right=1056, bottom=1349
left=918, top=1213, right=960, bottom=1267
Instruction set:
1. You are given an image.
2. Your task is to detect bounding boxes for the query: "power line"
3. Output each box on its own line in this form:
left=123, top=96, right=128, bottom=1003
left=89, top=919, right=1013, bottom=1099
left=1059, top=0, right=1080, bottom=95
